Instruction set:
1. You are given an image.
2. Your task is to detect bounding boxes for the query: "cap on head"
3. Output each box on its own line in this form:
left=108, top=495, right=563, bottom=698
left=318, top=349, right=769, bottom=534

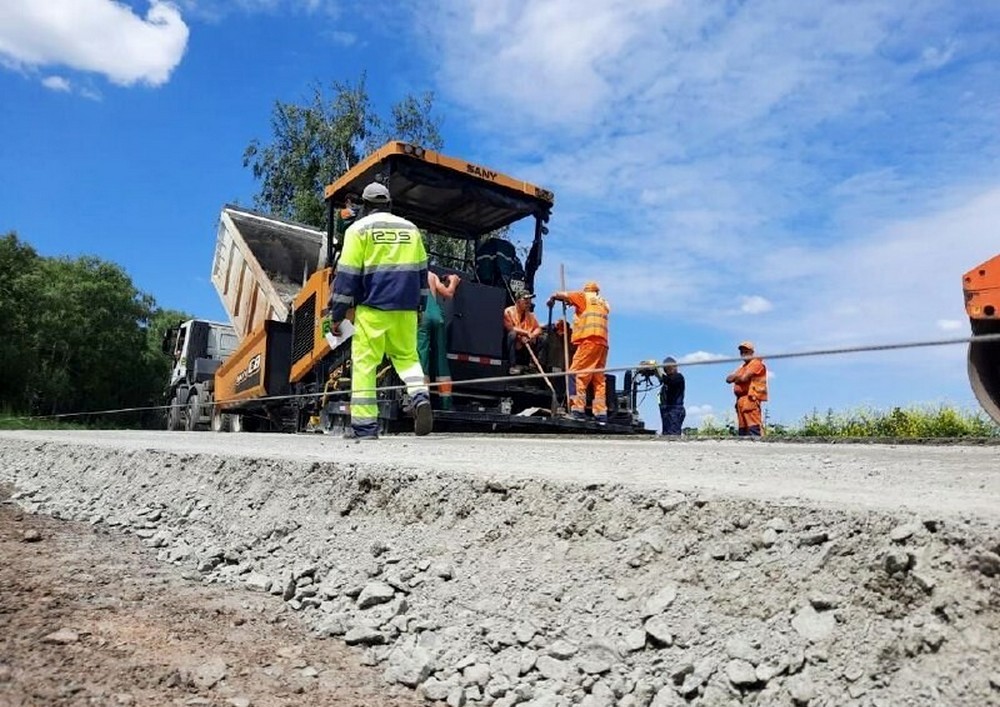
left=518, top=291, right=536, bottom=300
left=583, top=281, right=600, bottom=292
left=738, top=340, right=755, bottom=352
left=361, top=182, right=391, bottom=204
left=663, top=356, right=677, bottom=364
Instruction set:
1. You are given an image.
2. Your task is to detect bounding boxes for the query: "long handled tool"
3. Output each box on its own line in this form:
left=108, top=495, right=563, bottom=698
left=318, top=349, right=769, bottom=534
left=559, top=264, right=572, bottom=412
left=523, top=334, right=559, bottom=415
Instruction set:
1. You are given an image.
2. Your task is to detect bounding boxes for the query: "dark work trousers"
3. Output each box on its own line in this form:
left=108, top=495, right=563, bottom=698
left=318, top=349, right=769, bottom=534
left=659, top=404, right=686, bottom=435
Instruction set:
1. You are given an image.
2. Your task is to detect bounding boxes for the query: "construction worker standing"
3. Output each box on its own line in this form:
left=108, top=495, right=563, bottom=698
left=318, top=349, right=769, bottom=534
left=725, top=341, right=768, bottom=436
left=548, top=281, right=610, bottom=422
left=418, top=271, right=461, bottom=410
left=328, top=182, right=433, bottom=439
left=657, top=356, right=686, bottom=435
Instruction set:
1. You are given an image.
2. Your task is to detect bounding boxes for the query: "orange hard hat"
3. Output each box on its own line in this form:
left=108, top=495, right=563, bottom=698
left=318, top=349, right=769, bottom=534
left=583, top=281, right=600, bottom=292
left=738, top=340, right=755, bottom=352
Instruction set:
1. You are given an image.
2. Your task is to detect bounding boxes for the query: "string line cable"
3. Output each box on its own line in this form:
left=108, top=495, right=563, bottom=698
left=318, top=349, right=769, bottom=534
left=7, top=331, right=999, bottom=422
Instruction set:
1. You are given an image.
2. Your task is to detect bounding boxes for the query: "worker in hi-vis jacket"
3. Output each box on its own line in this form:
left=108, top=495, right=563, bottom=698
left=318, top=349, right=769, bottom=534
left=328, top=182, right=433, bottom=439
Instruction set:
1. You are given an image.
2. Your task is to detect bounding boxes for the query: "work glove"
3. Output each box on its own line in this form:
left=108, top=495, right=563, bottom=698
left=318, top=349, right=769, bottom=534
left=546, top=296, right=556, bottom=308
left=322, top=318, right=341, bottom=337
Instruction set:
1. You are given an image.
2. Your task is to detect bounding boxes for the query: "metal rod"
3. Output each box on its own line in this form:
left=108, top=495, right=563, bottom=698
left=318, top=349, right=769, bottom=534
left=560, top=263, right=571, bottom=411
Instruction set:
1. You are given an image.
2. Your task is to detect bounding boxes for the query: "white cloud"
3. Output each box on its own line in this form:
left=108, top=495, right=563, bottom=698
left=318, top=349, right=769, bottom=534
left=0, top=1, right=189, bottom=87
left=684, top=404, right=716, bottom=428
left=41, top=75, right=71, bottom=92
left=936, top=319, right=965, bottom=332
left=740, top=295, right=773, bottom=315
left=416, top=0, right=1000, bottom=366
left=679, top=351, right=728, bottom=364
left=326, top=30, right=356, bottom=47
left=178, top=0, right=341, bottom=21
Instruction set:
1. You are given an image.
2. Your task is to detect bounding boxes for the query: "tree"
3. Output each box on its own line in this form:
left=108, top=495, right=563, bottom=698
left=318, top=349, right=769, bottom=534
left=0, top=232, right=182, bottom=426
left=0, top=233, right=39, bottom=410
left=243, top=72, right=443, bottom=228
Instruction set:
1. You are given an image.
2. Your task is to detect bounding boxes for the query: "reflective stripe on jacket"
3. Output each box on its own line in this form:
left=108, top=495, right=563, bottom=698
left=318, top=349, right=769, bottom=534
left=564, top=291, right=610, bottom=345
left=329, top=212, right=429, bottom=321
left=732, top=358, right=768, bottom=401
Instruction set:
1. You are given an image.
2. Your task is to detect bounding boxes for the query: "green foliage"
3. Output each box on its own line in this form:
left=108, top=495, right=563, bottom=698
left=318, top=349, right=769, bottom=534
left=0, top=408, right=91, bottom=430
left=243, top=72, right=443, bottom=229
left=692, top=416, right=734, bottom=436
left=796, top=405, right=999, bottom=438
left=0, top=232, right=187, bottom=427
left=683, top=404, right=998, bottom=438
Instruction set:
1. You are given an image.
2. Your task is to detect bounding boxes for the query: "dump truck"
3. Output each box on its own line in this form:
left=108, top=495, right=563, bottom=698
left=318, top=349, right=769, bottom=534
left=963, top=254, right=1000, bottom=425
left=161, top=319, right=238, bottom=431
left=203, top=141, right=650, bottom=435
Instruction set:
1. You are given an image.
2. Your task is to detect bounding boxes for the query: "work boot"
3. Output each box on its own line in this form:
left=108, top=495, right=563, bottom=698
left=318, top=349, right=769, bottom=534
left=595, top=414, right=608, bottom=426
left=344, top=422, right=379, bottom=440
left=570, top=410, right=586, bottom=421
left=509, top=366, right=522, bottom=376
left=411, top=392, right=433, bottom=436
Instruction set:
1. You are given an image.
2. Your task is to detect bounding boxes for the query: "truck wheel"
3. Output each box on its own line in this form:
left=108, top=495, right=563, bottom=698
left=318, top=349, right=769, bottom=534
left=185, top=392, right=202, bottom=431
left=210, top=406, right=229, bottom=433
left=166, top=395, right=183, bottom=431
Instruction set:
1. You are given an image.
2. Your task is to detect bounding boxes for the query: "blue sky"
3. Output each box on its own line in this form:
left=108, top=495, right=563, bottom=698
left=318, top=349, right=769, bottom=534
left=2, top=0, right=999, bottom=431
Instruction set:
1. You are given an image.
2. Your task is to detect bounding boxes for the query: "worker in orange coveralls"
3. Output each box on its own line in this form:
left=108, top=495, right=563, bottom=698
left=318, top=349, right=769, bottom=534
left=725, top=340, right=768, bottom=436
left=548, top=281, right=610, bottom=423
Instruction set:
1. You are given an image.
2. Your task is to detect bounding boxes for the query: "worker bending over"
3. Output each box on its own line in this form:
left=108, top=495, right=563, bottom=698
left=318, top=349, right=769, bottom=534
left=503, top=291, right=544, bottom=374
left=548, top=281, right=610, bottom=422
left=328, top=182, right=433, bottom=439
left=725, top=340, right=768, bottom=436
left=419, top=271, right=461, bottom=410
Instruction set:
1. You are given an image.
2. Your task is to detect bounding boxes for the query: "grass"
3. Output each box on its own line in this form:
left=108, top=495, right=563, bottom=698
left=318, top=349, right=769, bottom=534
left=0, top=410, right=91, bottom=430
left=794, top=405, right=999, bottom=438
left=693, top=404, right=1000, bottom=438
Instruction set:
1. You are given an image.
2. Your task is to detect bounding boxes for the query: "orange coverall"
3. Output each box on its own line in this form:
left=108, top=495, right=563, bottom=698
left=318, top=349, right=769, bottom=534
left=730, top=358, right=768, bottom=436
left=562, top=291, right=610, bottom=418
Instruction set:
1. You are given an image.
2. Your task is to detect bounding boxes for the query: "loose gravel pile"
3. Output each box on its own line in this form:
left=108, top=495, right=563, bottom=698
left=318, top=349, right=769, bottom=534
left=2, top=438, right=998, bottom=707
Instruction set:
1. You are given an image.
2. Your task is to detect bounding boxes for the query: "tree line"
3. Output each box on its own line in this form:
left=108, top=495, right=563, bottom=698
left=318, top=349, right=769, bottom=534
left=0, top=232, right=188, bottom=424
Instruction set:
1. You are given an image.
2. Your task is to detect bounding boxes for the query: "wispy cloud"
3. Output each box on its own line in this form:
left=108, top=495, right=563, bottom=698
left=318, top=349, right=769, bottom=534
left=684, top=403, right=716, bottom=428
left=680, top=351, right=727, bottom=364
left=41, top=75, right=71, bottom=92
left=178, top=0, right=342, bottom=21
left=0, top=0, right=189, bottom=87
left=417, top=0, right=1000, bottom=360
left=325, top=30, right=356, bottom=47
left=740, top=295, right=773, bottom=315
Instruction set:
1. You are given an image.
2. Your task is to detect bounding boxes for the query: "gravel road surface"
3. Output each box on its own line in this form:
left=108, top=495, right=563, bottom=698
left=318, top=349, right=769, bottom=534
left=2, top=430, right=998, bottom=518
left=1, top=430, right=998, bottom=706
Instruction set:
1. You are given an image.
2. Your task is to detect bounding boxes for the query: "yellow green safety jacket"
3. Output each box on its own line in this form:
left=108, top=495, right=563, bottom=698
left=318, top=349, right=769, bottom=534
left=329, top=210, right=429, bottom=322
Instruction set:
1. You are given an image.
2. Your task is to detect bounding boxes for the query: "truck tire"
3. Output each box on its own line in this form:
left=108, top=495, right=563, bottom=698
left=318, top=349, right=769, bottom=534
left=185, top=391, right=202, bottom=432
left=166, top=395, right=183, bottom=431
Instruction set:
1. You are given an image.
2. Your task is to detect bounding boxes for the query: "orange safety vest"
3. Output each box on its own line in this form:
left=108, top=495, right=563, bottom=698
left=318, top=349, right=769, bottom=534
left=503, top=305, right=541, bottom=335
left=733, top=358, right=768, bottom=401
left=566, top=291, right=610, bottom=345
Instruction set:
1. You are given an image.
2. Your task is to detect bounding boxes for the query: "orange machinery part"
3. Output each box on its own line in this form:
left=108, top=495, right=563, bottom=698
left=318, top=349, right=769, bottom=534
left=963, top=254, right=1000, bottom=321
left=963, top=254, right=1000, bottom=426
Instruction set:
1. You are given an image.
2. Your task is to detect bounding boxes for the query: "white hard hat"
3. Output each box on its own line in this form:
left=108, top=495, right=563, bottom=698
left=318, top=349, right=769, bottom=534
left=362, top=182, right=391, bottom=204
